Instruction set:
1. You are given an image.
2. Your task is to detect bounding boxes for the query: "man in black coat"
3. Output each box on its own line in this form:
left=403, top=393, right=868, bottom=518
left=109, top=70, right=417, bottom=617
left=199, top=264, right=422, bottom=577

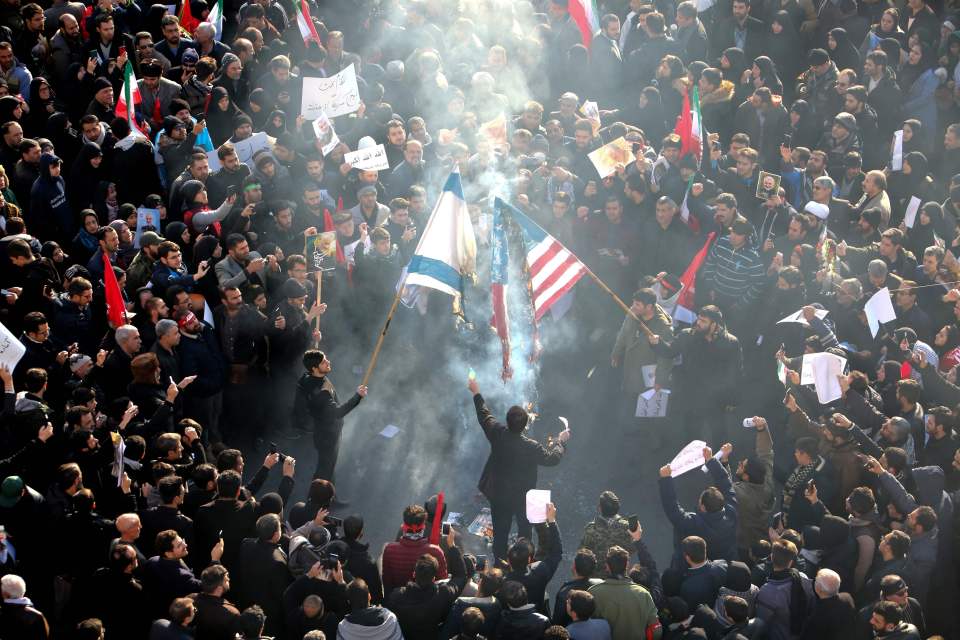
left=589, top=15, right=623, bottom=103
left=386, top=554, right=459, bottom=639
left=343, top=515, right=385, bottom=604
left=194, top=470, right=256, bottom=570
left=864, top=51, right=902, bottom=139
left=139, top=475, right=195, bottom=559
left=468, top=376, right=568, bottom=560
left=798, top=569, right=861, bottom=640
left=709, top=0, right=766, bottom=62
left=291, top=349, right=367, bottom=483
left=141, top=529, right=222, bottom=620
left=234, top=513, right=292, bottom=638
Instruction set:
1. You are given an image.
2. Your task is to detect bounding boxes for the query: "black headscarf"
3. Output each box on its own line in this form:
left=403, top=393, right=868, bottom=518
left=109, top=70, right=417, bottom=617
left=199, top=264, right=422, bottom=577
left=828, top=28, right=861, bottom=72
left=25, top=78, right=55, bottom=137
left=205, top=86, right=240, bottom=147
left=753, top=56, right=784, bottom=95
left=721, top=47, right=747, bottom=83
left=898, top=42, right=936, bottom=91
left=769, top=11, right=803, bottom=84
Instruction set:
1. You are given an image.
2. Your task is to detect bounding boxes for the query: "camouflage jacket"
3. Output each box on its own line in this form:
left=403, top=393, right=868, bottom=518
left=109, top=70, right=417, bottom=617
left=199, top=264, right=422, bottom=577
left=580, top=516, right=634, bottom=577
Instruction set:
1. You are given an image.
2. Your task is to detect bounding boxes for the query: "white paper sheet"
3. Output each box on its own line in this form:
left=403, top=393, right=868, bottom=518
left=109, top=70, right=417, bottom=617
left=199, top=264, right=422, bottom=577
left=379, top=424, right=400, bottom=438
left=0, top=321, right=25, bottom=371
left=891, top=129, right=904, bottom=171
left=525, top=489, right=551, bottom=523
left=301, top=64, right=361, bottom=119
left=344, top=144, right=390, bottom=171
left=670, top=440, right=708, bottom=477
left=636, top=388, right=670, bottom=417
left=641, top=364, right=656, bottom=388
left=864, top=287, right=897, bottom=337
left=903, top=196, right=921, bottom=229
left=776, top=307, right=829, bottom=326
left=800, top=352, right=847, bottom=404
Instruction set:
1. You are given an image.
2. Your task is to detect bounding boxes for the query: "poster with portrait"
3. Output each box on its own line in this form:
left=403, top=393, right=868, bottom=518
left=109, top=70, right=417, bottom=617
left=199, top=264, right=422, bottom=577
left=756, top=171, right=781, bottom=200
left=587, top=137, right=635, bottom=178
left=304, top=231, right=338, bottom=272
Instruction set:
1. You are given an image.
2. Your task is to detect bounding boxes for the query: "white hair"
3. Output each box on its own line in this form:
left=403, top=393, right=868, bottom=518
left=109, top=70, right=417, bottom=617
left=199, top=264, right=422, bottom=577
left=195, top=22, right=215, bottom=37
left=115, top=324, right=139, bottom=345
left=1, top=574, right=26, bottom=599
left=815, top=569, right=841, bottom=597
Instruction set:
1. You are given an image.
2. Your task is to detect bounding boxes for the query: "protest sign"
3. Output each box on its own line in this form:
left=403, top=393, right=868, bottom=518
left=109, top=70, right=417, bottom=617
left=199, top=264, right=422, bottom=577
left=670, top=439, right=707, bottom=477
left=636, top=388, right=669, bottom=417
left=801, top=352, right=847, bottom=404
left=134, top=207, right=160, bottom=248
left=206, top=131, right=272, bottom=173
left=312, top=111, right=340, bottom=156
left=525, top=489, right=551, bottom=524
left=0, top=321, right=25, bottom=371
left=344, top=144, right=390, bottom=171
left=304, top=231, right=338, bottom=271
left=864, top=287, right=897, bottom=337
left=301, top=64, right=361, bottom=119
left=581, top=100, right=600, bottom=135
left=587, top=137, right=635, bottom=178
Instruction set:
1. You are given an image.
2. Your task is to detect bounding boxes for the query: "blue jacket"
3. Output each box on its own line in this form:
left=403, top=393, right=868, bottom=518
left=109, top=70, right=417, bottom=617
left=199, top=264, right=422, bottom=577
left=150, top=263, right=196, bottom=297
left=178, top=324, right=226, bottom=398
left=660, top=458, right=739, bottom=568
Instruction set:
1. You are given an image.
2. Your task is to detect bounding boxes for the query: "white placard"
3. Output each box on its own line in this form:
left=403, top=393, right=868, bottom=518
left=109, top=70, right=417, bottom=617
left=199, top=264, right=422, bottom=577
left=636, top=388, right=670, bottom=417
left=776, top=307, right=829, bottom=326
left=525, top=489, right=551, bottom=524
left=800, top=352, right=847, bottom=404
left=864, top=287, right=897, bottom=337
left=891, top=130, right=904, bottom=171
left=670, top=439, right=708, bottom=477
left=301, top=64, right=361, bottom=119
left=903, top=196, right=921, bottom=229
left=0, top=321, right=25, bottom=371
left=312, top=111, right=339, bottom=156
left=641, top=365, right=656, bottom=389
left=344, top=144, right=389, bottom=171
left=134, top=207, right=160, bottom=248
left=205, top=131, right=273, bottom=174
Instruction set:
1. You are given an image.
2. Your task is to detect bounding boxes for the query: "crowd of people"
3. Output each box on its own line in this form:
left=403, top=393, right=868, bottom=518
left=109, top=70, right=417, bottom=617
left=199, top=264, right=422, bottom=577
left=0, top=0, right=959, bottom=637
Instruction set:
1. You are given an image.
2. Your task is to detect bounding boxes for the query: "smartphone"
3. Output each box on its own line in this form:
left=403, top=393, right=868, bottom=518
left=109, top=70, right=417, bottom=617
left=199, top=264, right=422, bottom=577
left=442, top=522, right=451, bottom=536
left=218, top=529, right=223, bottom=538
left=225, top=184, right=239, bottom=198
left=118, top=45, right=126, bottom=57
left=783, top=133, right=792, bottom=147
left=628, top=515, right=639, bottom=532
left=327, top=516, right=343, bottom=528
left=806, top=479, right=816, bottom=491
left=269, top=442, right=278, bottom=455
left=475, top=554, right=487, bottom=572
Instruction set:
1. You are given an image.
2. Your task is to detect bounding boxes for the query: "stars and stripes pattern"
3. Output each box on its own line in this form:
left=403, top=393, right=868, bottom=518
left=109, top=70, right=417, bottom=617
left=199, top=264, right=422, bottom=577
left=494, top=198, right=587, bottom=321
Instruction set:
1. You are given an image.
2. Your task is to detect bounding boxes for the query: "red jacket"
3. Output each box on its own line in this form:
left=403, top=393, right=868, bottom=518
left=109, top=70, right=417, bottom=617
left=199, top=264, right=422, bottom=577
left=381, top=537, right=447, bottom=595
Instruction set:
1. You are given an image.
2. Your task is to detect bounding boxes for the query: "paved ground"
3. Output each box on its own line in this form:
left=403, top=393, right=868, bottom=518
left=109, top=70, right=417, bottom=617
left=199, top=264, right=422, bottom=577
left=245, top=303, right=772, bottom=599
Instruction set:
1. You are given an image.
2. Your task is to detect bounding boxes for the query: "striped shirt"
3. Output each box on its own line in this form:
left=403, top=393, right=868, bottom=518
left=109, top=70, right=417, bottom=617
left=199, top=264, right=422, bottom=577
left=701, top=236, right=766, bottom=305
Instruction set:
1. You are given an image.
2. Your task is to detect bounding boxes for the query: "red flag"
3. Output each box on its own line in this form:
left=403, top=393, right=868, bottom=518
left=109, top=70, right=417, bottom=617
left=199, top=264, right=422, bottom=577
left=178, top=0, right=200, bottom=34
left=428, top=492, right=444, bottom=546
left=673, top=232, right=716, bottom=324
left=102, top=253, right=126, bottom=327
left=900, top=361, right=912, bottom=379
left=322, top=208, right=345, bottom=265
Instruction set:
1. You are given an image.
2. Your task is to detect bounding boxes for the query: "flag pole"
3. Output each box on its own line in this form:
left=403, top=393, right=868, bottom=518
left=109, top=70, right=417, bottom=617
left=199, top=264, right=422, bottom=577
left=582, top=267, right=655, bottom=338
left=360, top=282, right=406, bottom=387
left=313, top=270, right=323, bottom=348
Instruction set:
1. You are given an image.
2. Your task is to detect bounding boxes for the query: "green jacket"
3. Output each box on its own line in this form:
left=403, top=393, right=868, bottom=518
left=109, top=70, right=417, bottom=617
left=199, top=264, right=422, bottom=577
left=611, top=305, right=674, bottom=395
left=125, top=250, right=156, bottom=297
left=579, top=516, right=634, bottom=577
left=589, top=578, right=661, bottom=640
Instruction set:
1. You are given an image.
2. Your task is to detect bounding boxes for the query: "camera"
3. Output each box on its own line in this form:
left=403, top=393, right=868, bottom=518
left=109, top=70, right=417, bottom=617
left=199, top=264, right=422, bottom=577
left=323, top=553, right=340, bottom=570
left=441, top=522, right=451, bottom=536
left=269, top=442, right=287, bottom=465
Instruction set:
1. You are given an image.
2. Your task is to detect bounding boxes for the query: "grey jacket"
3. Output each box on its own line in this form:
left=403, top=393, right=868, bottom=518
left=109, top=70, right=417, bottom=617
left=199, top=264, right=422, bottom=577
left=214, top=252, right=264, bottom=290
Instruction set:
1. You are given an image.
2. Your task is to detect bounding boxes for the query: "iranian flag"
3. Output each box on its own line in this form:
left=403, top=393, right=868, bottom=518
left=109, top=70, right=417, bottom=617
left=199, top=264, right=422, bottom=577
left=206, top=0, right=223, bottom=40
left=674, top=86, right=703, bottom=165
left=115, top=61, right=146, bottom=137
left=674, top=232, right=716, bottom=324
left=678, top=175, right=700, bottom=233
left=568, top=0, right=599, bottom=48
left=296, top=0, right=322, bottom=46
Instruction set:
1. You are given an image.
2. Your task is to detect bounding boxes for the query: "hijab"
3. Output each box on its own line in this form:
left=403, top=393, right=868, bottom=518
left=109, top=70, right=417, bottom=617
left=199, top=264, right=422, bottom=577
left=205, top=86, right=239, bottom=146
left=898, top=42, right=935, bottom=91
left=828, top=28, right=861, bottom=72
left=721, top=47, right=748, bottom=83
left=264, top=109, right=287, bottom=137
left=769, top=11, right=803, bottom=82
left=25, top=78, right=55, bottom=137
left=68, top=143, right=105, bottom=211
left=753, top=56, right=784, bottom=95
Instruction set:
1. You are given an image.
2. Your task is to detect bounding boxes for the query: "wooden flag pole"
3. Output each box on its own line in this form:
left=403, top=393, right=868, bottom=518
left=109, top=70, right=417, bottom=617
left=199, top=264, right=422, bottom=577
left=313, top=270, right=323, bottom=347
left=583, top=267, right=656, bottom=338
left=360, top=284, right=406, bottom=387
